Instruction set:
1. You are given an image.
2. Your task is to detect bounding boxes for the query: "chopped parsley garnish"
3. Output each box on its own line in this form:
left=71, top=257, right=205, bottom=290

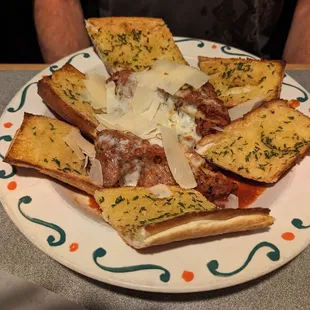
left=52, top=158, right=60, bottom=167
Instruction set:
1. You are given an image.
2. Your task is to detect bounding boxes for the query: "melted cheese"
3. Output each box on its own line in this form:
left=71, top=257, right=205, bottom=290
left=121, top=160, right=142, bottom=186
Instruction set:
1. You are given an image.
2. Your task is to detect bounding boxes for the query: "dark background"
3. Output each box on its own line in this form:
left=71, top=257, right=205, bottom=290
left=0, top=0, right=297, bottom=64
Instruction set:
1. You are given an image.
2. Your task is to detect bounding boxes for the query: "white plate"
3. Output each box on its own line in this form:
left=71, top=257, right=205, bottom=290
left=1, top=37, right=310, bottom=293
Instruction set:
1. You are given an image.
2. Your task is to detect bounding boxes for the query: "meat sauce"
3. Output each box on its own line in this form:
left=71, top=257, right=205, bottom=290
left=88, top=197, right=101, bottom=213
left=224, top=172, right=267, bottom=208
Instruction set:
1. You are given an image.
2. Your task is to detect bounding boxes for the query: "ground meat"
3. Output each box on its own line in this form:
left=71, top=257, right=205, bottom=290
left=95, top=130, right=175, bottom=187
left=176, top=83, right=231, bottom=136
left=137, top=157, right=176, bottom=187
left=194, top=168, right=238, bottom=201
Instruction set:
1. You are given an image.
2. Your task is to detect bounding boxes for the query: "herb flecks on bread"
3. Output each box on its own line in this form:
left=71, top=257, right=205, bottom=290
left=86, top=17, right=187, bottom=72
left=198, top=57, right=285, bottom=108
left=95, top=186, right=274, bottom=249
left=4, top=113, right=101, bottom=195
left=38, top=64, right=99, bottom=140
left=197, top=100, right=310, bottom=183
left=95, top=186, right=216, bottom=230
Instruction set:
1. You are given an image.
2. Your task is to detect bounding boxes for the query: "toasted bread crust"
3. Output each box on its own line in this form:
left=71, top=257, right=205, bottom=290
left=87, top=16, right=165, bottom=29
left=126, top=208, right=274, bottom=249
left=94, top=186, right=273, bottom=249
left=4, top=158, right=101, bottom=196
left=37, top=64, right=98, bottom=141
left=197, top=99, right=310, bottom=183
left=3, top=113, right=102, bottom=195
left=86, top=17, right=187, bottom=72
left=198, top=57, right=286, bottom=108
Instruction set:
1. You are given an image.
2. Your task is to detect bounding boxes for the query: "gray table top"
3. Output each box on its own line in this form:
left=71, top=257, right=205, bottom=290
left=0, top=70, right=309, bottom=310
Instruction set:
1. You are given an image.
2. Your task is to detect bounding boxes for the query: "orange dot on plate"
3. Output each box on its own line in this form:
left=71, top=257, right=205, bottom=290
left=282, top=232, right=295, bottom=241
left=7, top=181, right=17, bottom=191
left=69, top=242, right=79, bottom=252
left=212, top=44, right=217, bottom=49
left=3, top=122, right=13, bottom=128
left=182, top=270, right=194, bottom=282
left=287, top=99, right=300, bottom=109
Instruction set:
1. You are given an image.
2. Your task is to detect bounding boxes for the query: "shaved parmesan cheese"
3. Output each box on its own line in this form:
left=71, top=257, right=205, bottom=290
left=215, top=194, right=239, bottom=209
left=172, top=65, right=209, bottom=89
left=130, top=69, right=165, bottom=114
left=153, top=103, right=170, bottom=126
left=158, top=74, right=185, bottom=95
left=141, top=128, right=163, bottom=146
left=228, top=97, right=265, bottom=121
left=212, top=126, right=224, bottom=132
left=106, top=81, right=131, bottom=115
left=160, top=126, right=197, bottom=189
left=152, top=59, right=209, bottom=92
left=83, top=73, right=107, bottom=110
left=148, top=184, right=173, bottom=198
left=89, top=157, right=103, bottom=186
left=116, top=110, right=157, bottom=137
left=96, top=113, right=124, bottom=131
left=133, top=70, right=161, bottom=85
left=140, top=91, right=163, bottom=121
left=96, top=113, right=119, bottom=125
left=63, top=129, right=85, bottom=160
left=141, top=127, right=160, bottom=139
left=131, top=85, right=155, bottom=114
left=74, top=132, right=96, bottom=158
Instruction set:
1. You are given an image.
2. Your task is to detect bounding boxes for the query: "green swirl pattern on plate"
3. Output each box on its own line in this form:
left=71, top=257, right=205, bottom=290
left=292, top=218, right=310, bottom=229
left=175, top=38, right=205, bottom=48
left=7, top=82, right=38, bottom=113
left=0, top=154, right=16, bottom=179
left=206, top=241, right=280, bottom=277
left=0, top=135, right=12, bottom=142
left=220, top=46, right=256, bottom=59
left=50, top=52, right=91, bottom=73
left=282, top=82, right=309, bottom=102
left=18, top=196, right=66, bottom=246
left=93, top=247, right=171, bottom=283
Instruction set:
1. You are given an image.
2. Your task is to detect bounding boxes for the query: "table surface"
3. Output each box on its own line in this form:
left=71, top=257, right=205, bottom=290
left=0, top=66, right=310, bottom=310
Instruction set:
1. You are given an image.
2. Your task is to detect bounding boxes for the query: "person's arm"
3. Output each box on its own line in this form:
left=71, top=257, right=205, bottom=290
left=282, top=0, right=310, bottom=63
left=34, top=0, right=91, bottom=63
